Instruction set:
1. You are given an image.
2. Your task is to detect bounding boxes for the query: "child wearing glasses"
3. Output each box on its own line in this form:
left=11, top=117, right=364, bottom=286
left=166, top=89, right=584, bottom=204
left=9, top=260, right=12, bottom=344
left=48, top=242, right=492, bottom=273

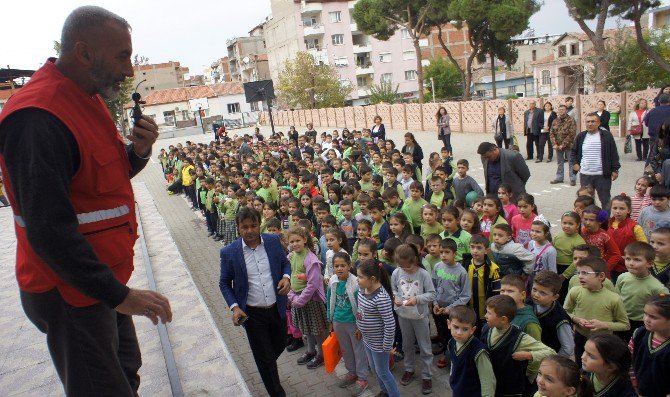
left=563, top=256, right=629, bottom=369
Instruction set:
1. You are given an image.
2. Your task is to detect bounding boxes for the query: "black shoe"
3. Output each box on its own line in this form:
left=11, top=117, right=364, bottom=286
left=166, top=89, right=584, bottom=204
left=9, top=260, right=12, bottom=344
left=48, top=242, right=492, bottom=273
left=431, top=343, right=445, bottom=355
left=286, top=338, right=304, bottom=352
left=526, top=157, right=533, bottom=161
left=550, top=180, right=564, bottom=184
left=306, top=355, right=324, bottom=369
left=570, top=181, right=576, bottom=186
left=297, top=352, right=316, bottom=365
left=535, top=159, right=542, bottom=163
left=208, top=231, right=215, bottom=237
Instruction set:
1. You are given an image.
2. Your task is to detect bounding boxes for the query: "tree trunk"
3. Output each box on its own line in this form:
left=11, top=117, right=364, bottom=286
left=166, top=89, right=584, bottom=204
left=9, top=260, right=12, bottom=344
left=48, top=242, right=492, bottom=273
left=412, top=37, right=425, bottom=103
left=437, top=24, right=467, bottom=98
left=490, top=50, right=497, bottom=99
left=464, top=55, right=475, bottom=101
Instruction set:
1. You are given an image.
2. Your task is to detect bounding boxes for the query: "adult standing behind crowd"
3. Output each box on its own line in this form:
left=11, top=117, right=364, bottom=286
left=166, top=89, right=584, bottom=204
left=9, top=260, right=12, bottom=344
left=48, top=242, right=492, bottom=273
left=288, top=125, right=298, bottom=146
left=292, top=135, right=315, bottom=160
left=627, top=98, right=650, bottom=162
left=401, top=132, right=424, bottom=170
left=371, top=115, right=386, bottom=142
left=565, top=96, right=577, bottom=120
left=477, top=142, right=531, bottom=197
left=653, top=85, right=670, bottom=107
left=596, top=100, right=610, bottom=132
left=436, top=107, right=452, bottom=153
left=537, top=101, right=557, bottom=163
left=492, top=106, right=514, bottom=149
left=571, top=113, right=620, bottom=209
left=0, top=6, right=172, bottom=396
left=550, top=104, right=578, bottom=185
left=523, top=101, right=543, bottom=161
left=219, top=207, right=292, bottom=397
left=305, top=122, right=318, bottom=142
left=645, top=94, right=670, bottom=168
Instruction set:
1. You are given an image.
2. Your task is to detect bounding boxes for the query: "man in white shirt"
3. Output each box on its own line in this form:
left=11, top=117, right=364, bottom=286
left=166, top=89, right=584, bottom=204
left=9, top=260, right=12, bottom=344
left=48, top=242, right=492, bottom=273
left=571, top=113, right=620, bottom=208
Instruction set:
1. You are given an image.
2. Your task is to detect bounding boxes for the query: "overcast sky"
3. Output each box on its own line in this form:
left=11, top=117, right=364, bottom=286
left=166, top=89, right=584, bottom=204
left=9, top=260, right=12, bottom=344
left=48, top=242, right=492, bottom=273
left=2, top=0, right=665, bottom=74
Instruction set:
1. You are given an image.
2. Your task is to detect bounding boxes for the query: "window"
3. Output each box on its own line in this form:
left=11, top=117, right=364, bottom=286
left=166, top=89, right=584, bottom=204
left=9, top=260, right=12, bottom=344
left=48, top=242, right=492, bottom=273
left=250, top=102, right=259, bottom=111
left=329, top=11, right=342, bottom=23
left=405, top=70, right=417, bottom=81
left=379, top=52, right=392, bottom=63
left=402, top=50, right=416, bottom=60
left=532, top=50, right=537, bottom=62
left=507, top=86, right=516, bottom=95
left=227, top=103, right=241, bottom=114
left=181, top=110, right=190, bottom=120
left=163, top=111, right=175, bottom=125
left=332, top=34, right=344, bottom=45
left=570, top=43, right=579, bottom=56
left=357, top=76, right=369, bottom=87
left=339, top=79, right=352, bottom=88
left=305, top=39, right=320, bottom=49
left=541, top=70, right=551, bottom=85
left=558, top=45, right=566, bottom=57
left=303, top=17, right=317, bottom=26
left=401, top=28, right=410, bottom=39
left=380, top=73, right=393, bottom=83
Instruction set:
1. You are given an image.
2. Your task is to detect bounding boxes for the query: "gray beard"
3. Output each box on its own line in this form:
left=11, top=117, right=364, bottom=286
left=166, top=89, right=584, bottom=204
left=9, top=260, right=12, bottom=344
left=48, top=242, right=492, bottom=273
left=90, top=62, right=121, bottom=100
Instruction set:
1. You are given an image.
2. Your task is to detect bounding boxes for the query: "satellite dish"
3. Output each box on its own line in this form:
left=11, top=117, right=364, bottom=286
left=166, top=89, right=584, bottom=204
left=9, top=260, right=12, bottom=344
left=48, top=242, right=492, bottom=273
left=242, top=56, right=250, bottom=64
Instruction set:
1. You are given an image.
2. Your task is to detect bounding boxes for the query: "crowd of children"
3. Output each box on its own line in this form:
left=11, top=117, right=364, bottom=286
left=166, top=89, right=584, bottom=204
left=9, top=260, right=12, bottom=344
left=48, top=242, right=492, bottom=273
left=159, top=128, right=670, bottom=397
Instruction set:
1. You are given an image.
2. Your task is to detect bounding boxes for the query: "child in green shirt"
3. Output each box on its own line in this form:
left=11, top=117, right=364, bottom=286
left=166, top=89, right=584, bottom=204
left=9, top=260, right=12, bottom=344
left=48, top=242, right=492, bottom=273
left=402, top=182, right=428, bottom=235
left=420, top=204, right=444, bottom=241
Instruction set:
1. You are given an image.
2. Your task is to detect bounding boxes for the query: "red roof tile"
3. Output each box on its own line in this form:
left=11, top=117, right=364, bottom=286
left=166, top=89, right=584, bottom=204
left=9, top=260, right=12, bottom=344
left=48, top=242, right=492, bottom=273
left=124, top=82, right=244, bottom=108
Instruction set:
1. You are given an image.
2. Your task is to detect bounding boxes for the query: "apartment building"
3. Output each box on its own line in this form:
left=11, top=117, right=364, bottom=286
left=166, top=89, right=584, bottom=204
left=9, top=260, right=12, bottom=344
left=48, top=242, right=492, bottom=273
left=264, top=0, right=424, bottom=105
left=133, top=61, right=189, bottom=93
left=208, top=57, right=233, bottom=84
left=227, top=23, right=271, bottom=83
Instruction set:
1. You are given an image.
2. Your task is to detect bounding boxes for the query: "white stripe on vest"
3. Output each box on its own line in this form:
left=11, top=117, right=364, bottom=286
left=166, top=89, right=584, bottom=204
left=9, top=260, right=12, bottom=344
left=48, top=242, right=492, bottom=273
left=14, top=204, right=130, bottom=227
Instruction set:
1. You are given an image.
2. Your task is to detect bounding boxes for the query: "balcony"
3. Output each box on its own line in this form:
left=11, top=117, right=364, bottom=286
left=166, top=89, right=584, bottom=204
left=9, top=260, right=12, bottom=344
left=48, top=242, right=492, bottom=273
left=301, top=2, right=323, bottom=13
left=350, top=22, right=360, bottom=33
left=307, top=48, right=328, bottom=64
left=303, top=24, right=325, bottom=37
left=352, top=44, right=371, bottom=53
left=355, top=65, right=374, bottom=75
left=357, top=87, right=371, bottom=97
left=348, top=1, right=356, bottom=9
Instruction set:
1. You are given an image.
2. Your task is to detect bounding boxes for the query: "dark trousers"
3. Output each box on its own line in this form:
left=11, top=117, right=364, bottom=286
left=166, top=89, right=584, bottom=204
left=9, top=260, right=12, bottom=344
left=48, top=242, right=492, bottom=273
left=635, top=138, right=650, bottom=161
left=205, top=210, right=217, bottom=233
left=243, top=305, right=288, bottom=397
left=441, top=133, right=452, bottom=154
left=537, top=133, right=553, bottom=160
left=526, top=131, right=539, bottom=159
left=21, top=288, right=141, bottom=397
left=580, top=173, right=612, bottom=209
left=615, top=320, right=644, bottom=344
left=574, top=331, right=588, bottom=370
left=185, top=185, right=197, bottom=208
left=432, top=312, right=450, bottom=351
left=167, top=180, right=183, bottom=194
left=495, top=136, right=511, bottom=149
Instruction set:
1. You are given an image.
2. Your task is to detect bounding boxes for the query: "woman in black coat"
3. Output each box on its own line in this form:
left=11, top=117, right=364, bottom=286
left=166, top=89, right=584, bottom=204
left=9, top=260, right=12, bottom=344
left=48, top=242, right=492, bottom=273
left=537, top=101, right=557, bottom=162
left=400, top=132, right=424, bottom=170
left=370, top=115, right=386, bottom=142
left=653, top=84, right=670, bottom=107
left=288, top=125, right=298, bottom=146
left=596, top=100, right=610, bottom=131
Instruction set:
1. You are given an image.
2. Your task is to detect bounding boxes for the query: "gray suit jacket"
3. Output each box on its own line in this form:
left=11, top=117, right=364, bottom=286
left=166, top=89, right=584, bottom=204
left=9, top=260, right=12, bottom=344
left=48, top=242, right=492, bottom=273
left=523, top=108, right=543, bottom=135
left=481, top=148, right=531, bottom=196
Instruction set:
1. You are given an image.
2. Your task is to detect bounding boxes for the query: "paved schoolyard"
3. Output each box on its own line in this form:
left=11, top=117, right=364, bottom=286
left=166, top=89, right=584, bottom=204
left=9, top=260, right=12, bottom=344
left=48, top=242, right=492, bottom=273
left=131, top=125, right=642, bottom=396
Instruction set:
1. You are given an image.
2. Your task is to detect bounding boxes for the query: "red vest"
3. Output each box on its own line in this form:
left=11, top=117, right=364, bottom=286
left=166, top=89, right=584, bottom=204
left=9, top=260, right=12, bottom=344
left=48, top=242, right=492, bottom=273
left=0, top=59, right=137, bottom=307
left=607, top=217, right=636, bottom=273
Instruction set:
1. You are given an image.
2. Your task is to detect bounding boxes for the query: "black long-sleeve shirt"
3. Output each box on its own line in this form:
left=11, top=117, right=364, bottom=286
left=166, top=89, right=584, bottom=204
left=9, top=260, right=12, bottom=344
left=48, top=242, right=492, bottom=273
left=0, top=108, right=149, bottom=308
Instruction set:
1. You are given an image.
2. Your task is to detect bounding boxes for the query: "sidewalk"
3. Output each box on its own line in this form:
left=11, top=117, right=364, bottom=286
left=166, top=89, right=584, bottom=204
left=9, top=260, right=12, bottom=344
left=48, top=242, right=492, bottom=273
left=0, top=182, right=249, bottom=396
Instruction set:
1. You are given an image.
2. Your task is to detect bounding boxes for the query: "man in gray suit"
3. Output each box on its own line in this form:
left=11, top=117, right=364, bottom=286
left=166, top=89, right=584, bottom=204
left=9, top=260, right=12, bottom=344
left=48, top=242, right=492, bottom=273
left=523, top=101, right=543, bottom=161
left=477, top=142, right=531, bottom=197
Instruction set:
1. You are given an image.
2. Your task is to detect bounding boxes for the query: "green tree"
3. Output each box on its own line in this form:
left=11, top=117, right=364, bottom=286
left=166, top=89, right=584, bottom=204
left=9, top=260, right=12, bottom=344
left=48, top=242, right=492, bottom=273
left=423, top=57, right=463, bottom=100
left=368, top=81, right=401, bottom=104
left=53, top=40, right=133, bottom=130
left=276, top=52, right=352, bottom=109
left=605, top=27, right=670, bottom=91
left=352, top=0, right=431, bottom=103
left=428, top=0, right=538, bottom=100
left=563, top=0, right=612, bottom=92
left=610, top=0, right=670, bottom=74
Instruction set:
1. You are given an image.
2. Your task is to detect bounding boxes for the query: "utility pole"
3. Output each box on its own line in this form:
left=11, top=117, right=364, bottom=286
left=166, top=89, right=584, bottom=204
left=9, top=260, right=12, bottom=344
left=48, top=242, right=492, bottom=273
left=523, top=62, right=527, bottom=98
left=430, top=77, right=436, bottom=103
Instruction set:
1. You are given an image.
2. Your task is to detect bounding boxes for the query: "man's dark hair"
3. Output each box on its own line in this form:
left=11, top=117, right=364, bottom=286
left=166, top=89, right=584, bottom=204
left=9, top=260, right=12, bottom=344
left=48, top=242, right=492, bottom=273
left=659, top=93, right=670, bottom=105
left=61, top=6, right=131, bottom=52
left=235, top=207, right=261, bottom=226
left=477, top=142, right=497, bottom=155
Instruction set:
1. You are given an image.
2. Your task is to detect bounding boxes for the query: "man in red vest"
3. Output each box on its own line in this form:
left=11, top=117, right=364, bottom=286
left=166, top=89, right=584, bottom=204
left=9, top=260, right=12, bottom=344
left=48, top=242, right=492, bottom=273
left=0, top=6, right=172, bottom=396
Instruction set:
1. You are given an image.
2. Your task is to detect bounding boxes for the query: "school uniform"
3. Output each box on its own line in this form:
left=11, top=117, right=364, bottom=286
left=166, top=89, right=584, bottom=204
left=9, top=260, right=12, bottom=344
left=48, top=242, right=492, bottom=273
left=631, top=326, right=670, bottom=397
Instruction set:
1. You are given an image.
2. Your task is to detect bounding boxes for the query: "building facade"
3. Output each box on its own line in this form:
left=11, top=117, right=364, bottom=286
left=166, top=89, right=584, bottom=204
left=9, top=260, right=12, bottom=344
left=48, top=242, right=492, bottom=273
left=133, top=61, right=189, bottom=93
left=227, top=32, right=271, bottom=83
left=264, top=0, right=425, bottom=105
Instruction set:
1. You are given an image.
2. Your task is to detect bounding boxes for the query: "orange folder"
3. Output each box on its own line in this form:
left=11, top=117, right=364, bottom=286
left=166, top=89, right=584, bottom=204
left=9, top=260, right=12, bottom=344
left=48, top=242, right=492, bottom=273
left=322, top=332, right=342, bottom=374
